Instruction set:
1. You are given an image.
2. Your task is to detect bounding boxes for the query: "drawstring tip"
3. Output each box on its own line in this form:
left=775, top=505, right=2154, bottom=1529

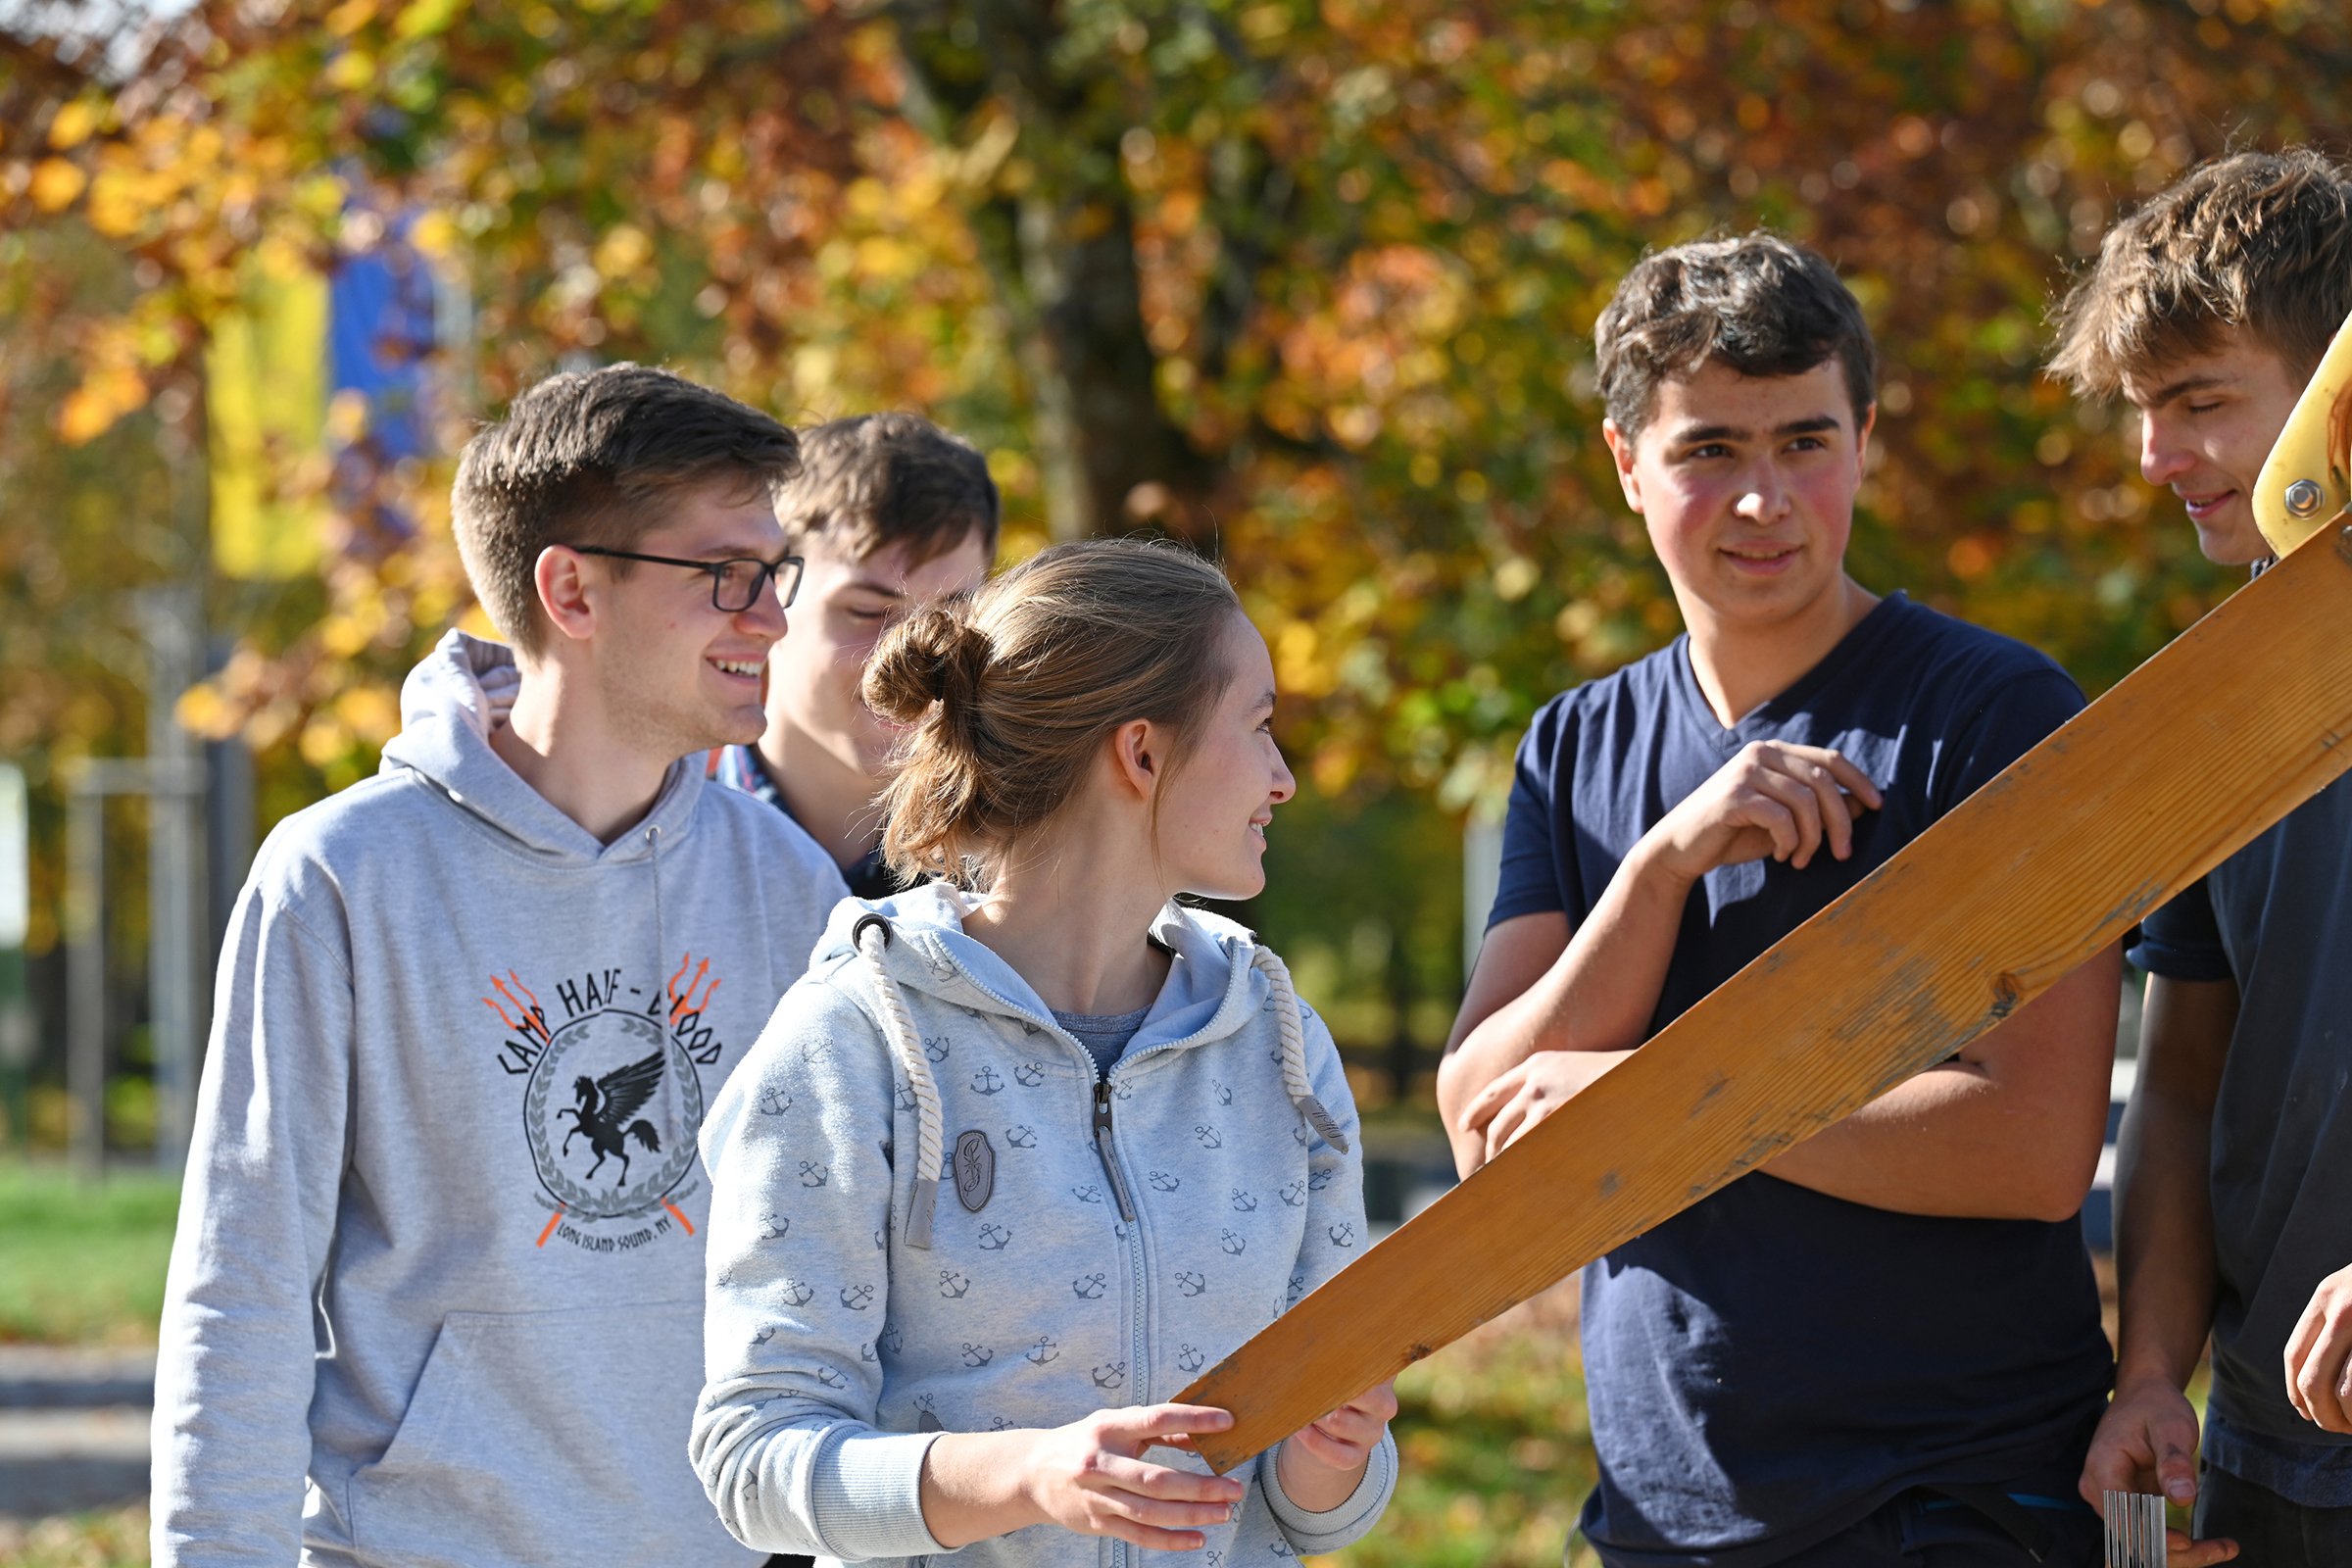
left=1297, top=1095, right=1348, bottom=1153
left=905, top=1178, right=939, bottom=1250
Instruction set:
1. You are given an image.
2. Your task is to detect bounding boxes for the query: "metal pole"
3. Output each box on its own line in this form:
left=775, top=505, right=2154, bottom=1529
left=0, top=764, right=30, bottom=1147
left=66, top=783, right=106, bottom=1180
left=206, top=636, right=255, bottom=968
left=140, top=585, right=206, bottom=1172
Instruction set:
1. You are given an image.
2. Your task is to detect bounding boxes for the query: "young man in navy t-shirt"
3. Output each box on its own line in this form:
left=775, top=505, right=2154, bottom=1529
left=1436, top=233, right=2120, bottom=1567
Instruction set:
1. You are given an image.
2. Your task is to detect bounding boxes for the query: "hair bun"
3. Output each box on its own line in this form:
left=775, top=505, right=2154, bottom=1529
left=863, top=601, right=990, bottom=725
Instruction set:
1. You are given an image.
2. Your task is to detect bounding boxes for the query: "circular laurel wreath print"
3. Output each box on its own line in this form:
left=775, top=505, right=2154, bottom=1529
left=523, top=1009, right=704, bottom=1221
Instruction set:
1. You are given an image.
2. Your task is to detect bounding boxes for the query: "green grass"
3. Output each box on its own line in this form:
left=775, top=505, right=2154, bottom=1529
left=1325, top=1280, right=1600, bottom=1568
left=0, top=1505, right=148, bottom=1567
left=0, top=1161, right=178, bottom=1345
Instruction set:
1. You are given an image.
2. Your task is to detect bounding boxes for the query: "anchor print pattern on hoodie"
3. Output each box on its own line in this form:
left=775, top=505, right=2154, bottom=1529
left=693, top=883, right=1396, bottom=1567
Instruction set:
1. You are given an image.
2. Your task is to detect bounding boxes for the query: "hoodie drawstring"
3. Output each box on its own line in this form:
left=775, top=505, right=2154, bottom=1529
left=1251, top=946, right=1350, bottom=1153
left=855, top=915, right=945, bottom=1249
left=646, top=824, right=667, bottom=1037
left=857, top=909, right=1339, bottom=1250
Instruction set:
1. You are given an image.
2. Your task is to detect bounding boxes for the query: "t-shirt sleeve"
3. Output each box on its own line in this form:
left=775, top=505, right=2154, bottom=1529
left=1929, top=666, right=2084, bottom=818
left=1486, top=699, right=1575, bottom=930
left=2128, top=876, right=2233, bottom=981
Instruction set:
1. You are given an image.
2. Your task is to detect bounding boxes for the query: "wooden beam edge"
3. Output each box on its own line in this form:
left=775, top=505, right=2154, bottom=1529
left=1182, top=526, right=2352, bottom=1469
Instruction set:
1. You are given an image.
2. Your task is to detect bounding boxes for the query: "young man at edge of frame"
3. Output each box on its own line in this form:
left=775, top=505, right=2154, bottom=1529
left=2054, top=145, right=2352, bottom=1568
left=716, top=413, right=1000, bottom=897
left=1437, top=233, right=2120, bottom=1568
left=149, top=365, right=850, bottom=1568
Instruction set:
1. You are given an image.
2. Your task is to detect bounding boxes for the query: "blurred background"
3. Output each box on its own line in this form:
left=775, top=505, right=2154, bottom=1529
left=2, top=0, right=2344, bottom=1560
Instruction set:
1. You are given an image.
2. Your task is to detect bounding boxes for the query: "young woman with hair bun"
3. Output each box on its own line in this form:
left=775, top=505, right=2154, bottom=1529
left=693, top=538, right=1397, bottom=1566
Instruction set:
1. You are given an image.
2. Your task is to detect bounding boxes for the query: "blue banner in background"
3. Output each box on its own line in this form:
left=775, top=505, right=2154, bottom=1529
left=207, top=192, right=451, bottom=578
left=326, top=202, right=442, bottom=553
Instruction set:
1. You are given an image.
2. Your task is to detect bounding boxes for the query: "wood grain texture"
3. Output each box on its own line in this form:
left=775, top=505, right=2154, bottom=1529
left=1182, top=521, right=2352, bottom=1473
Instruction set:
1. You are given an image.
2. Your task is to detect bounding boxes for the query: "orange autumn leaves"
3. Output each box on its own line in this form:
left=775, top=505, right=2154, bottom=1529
left=4, top=0, right=2346, bottom=813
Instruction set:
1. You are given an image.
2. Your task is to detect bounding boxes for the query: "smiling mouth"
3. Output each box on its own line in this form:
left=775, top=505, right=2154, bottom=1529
left=710, top=658, right=763, bottom=680
left=2180, top=489, right=2237, bottom=518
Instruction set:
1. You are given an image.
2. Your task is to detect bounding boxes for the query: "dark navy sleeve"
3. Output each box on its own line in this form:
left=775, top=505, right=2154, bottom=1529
left=1487, top=696, right=1576, bottom=930
left=2129, top=877, right=2233, bottom=981
left=1929, top=667, right=2084, bottom=818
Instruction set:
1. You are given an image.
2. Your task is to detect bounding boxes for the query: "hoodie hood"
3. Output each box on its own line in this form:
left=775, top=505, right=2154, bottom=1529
left=380, top=628, right=705, bottom=866
left=810, top=880, right=1255, bottom=1047
left=817, top=881, right=1347, bottom=1249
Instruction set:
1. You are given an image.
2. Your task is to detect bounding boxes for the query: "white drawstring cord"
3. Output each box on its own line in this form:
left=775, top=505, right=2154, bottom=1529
left=1250, top=946, right=1348, bottom=1152
left=646, top=821, right=666, bottom=1033
left=855, top=915, right=945, bottom=1248
left=860, top=905, right=1338, bottom=1249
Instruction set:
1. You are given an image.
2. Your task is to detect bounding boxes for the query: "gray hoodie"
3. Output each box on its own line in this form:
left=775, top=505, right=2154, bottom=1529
left=693, top=883, right=1397, bottom=1566
left=152, top=629, right=849, bottom=1568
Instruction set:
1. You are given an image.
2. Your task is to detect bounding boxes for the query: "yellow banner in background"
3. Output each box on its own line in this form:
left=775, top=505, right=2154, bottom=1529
left=206, top=267, right=329, bottom=580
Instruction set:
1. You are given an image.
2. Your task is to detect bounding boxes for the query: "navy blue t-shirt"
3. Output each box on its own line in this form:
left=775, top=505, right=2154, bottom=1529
left=1491, top=592, right=2114, bottom=1567
left=2129, top=773, right=2352, bottom=1506
left=713, top=743, right=899, bottom=902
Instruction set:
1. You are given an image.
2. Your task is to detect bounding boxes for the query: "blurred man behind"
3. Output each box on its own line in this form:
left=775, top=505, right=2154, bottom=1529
left=717, top=413, right=999, bottom=894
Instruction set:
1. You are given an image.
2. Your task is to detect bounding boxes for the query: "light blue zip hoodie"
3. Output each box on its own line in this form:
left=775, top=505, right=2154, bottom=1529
left=151, top=630, right=849, bottom=1568
left=693, top=882, right=1396, bottom=1566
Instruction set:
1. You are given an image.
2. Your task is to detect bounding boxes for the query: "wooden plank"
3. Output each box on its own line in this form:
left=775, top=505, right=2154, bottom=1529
left=1183, top=519, right=2352, bottom=1472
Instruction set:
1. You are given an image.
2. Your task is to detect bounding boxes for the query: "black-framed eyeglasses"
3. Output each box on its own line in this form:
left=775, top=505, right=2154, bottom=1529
left=568, top=545, right=805, bottom=612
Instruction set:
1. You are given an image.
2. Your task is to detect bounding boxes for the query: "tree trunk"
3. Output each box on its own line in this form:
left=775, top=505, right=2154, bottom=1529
left=1007, top=186, right=1207, bottom=540
left=891, top=0, right=1215, bottom=541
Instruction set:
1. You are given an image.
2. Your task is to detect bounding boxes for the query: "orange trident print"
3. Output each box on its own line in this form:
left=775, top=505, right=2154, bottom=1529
left=667, top=953, right=721, bottom=1024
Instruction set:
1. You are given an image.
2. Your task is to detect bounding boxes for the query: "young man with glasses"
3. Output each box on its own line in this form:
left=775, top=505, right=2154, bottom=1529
left=151, top=365, right=849, bottom=1568
left=1438, top=235, right=2119, bottom=1566
left=718, top=413, right=999, bottom=897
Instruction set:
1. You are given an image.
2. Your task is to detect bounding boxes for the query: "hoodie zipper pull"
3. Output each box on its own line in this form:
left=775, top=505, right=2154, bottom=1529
left=1093, top=1079, right=1137, bottom=1223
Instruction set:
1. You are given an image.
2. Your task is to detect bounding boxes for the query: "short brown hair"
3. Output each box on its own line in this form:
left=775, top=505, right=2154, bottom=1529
left=1596, top=232, right=1877, bottom=439
left=452, top=364, right=802, bottom=655
left=863, top=538, right=1240, bottom=885
left=2050, top=148, right=2352, bottom=399
left=778, top=413, right=1000, bottom=568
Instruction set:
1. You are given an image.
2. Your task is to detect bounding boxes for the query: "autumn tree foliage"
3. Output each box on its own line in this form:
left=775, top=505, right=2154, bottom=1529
left=3, top=0, right=2348, bottom=989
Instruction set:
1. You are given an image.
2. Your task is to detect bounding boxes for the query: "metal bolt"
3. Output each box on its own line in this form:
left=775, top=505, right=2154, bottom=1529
left=2286, top=477, right=2326, bottom=517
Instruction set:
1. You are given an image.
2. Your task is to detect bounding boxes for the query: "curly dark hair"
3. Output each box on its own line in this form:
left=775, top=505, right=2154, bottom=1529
left=1595, top=232, right=1876, bottom=439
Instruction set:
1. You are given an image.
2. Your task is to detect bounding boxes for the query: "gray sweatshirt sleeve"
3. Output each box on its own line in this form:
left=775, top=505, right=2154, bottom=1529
left=692, top=971, right=947, bottom=1561
left=151, top=869, right=355, bottom=1568
left=1255, top=1002, right=1397, bottom=1554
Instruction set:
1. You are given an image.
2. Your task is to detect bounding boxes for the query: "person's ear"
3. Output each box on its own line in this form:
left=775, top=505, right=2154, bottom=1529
left=535, top=546, right=598, bottom=646
left=1602, top=418, right=1645, bottom=513
left=1107, top=718, right=1159, bottom=802
left=1853, top=402, right=1878, bottom=476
